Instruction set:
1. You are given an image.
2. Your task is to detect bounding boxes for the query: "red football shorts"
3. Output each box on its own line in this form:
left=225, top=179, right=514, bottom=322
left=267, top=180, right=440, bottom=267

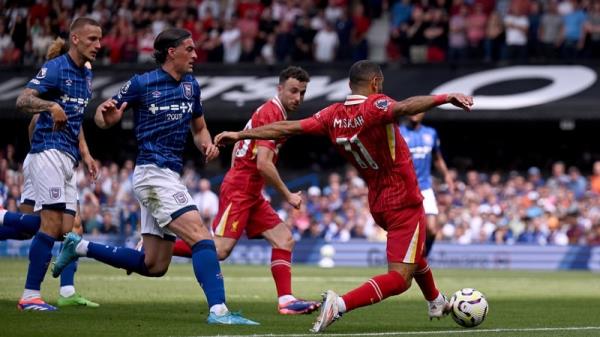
left=212, top=183, right=281, bottom=240
left=371, top=204, right=426, bottom=264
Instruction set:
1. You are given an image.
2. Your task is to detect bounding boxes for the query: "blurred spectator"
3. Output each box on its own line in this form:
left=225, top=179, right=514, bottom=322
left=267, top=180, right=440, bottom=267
left=560, top=0, right=587, bottom=60
left=539, top=0, right=563, bottom=60
left=483, top=11, right=505, bottom=62
left=193, top=178, right=219, bottom=229
left=467, top=3, right=487, bottom=59
left=448, top=4, right=468, bottom=63
left=582, top=1, right=600, bottom=58
left=221, top=19, right=242, bottom=64
left=313, top=20, right=339, bottom=62
left=99, top=211, right=119, bottom=234
left=504, top=2, right=529, bottom=62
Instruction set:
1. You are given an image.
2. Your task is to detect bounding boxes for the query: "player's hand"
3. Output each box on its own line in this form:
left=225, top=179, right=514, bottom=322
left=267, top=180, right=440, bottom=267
left=202, top=143, right=219, bottom=162
left=214, top=131, right=240, bottom=147
left=83, top=155, right=99, bottom=181
left=447, top=94, right=473, bottom=111
left=49, top=103, right=68, bottom=131
left=99, top=99, right=127, bottom=126
left=287, top=191, right=302, bottom=209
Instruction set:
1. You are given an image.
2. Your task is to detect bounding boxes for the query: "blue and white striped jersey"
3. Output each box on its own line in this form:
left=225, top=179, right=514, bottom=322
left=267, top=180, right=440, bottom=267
left=112, top=68, right=203, bottom=173
left=399, top=124, right=440, bottom=190
left=27, top=54, right=92, bottom=161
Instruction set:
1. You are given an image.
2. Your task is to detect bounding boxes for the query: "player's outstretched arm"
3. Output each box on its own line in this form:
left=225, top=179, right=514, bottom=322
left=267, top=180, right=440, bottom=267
left=16, top=88, right=67, bottom=130
left=391, top=93, right=473, bottom=120
left=214, top=120, right=304, bottom=146
left=94, top=98, right=127, bottom=129
left=191, top=116, right=219, bottom=163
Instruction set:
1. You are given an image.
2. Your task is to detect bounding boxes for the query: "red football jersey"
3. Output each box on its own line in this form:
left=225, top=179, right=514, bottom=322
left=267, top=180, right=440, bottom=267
left=300, top=94, right=423, bottom=212
left=224, top=96, right=288, bottom=194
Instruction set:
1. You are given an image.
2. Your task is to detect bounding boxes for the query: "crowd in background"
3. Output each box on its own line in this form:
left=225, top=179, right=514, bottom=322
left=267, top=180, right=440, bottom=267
left=1, top=0, right=599, bottom=66
left=1, top=144, right=599, bottom=245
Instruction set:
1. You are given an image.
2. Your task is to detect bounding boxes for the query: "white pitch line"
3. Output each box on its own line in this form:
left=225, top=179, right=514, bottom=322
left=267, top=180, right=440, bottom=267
left=174, top=326, right=600, bottom=337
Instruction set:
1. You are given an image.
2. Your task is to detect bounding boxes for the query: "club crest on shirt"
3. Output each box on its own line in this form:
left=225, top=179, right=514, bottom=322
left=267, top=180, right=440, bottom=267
left=49, top=187, right=61, bottom=200
left=374, top=98, right=389, bottom=110
left=36, top=67, right=47, bottom=79
left=182, top=82, right=193, bottom=99
left=173, top=192, right=188, bottom=204
left=422, top=134, right=433, bottom=145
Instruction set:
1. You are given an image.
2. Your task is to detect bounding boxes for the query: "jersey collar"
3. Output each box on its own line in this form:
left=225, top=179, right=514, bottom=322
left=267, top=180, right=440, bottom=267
left=272, top=96, right=287, bottom=120
left=344, top=95, right=368, bottom=105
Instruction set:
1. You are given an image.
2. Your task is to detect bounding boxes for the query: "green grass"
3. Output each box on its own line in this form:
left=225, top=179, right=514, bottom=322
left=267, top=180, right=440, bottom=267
left=1, top=259, right=599, bottom=337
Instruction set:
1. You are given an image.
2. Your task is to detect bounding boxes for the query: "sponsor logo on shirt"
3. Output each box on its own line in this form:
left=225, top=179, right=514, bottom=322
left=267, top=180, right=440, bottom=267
left=152, top=90, right=161, bottom=98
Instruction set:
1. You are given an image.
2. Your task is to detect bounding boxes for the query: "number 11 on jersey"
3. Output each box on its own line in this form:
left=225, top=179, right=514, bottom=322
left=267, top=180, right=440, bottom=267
left=336, top=135, right=379, bottom=169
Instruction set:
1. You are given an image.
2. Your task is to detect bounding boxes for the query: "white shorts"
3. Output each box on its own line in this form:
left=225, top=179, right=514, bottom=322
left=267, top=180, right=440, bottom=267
left=133, top=164, right=197, bottom=240
left=29, top=149, right=77, bottom=214
left=20, top=154, right=36, bottom=206
left=421, top=188, right=439, bottom=215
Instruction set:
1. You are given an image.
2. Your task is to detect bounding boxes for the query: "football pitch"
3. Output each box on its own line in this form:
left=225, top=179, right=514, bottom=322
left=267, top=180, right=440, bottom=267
left=1, top=259, right=599, bottom=337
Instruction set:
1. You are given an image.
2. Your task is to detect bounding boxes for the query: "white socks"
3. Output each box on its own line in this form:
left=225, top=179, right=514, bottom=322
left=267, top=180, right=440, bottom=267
left=278, top=295, right=296, bottom=305
left=0, top=209, right=6, bottom=224
left=210, top=303, right=229, bottom=316
left=60, top=285, right=76, bottom=298
left=21, top=289, right=41, bottom=301
left=336, top=297, right=347, bottom=313
left=75, top=239, right=90, bottom=256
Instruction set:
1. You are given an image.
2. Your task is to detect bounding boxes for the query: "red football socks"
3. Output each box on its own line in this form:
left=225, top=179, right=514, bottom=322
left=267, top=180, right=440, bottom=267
left=271, top=248, right=293, bottom=297
left=341, top=270, right=407, bottom=312
left=414, top=257, right=440, bottom=301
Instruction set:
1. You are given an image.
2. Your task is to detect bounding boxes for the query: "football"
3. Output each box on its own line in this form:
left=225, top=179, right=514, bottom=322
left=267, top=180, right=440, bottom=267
left=450, top=288, right=488, bottom=328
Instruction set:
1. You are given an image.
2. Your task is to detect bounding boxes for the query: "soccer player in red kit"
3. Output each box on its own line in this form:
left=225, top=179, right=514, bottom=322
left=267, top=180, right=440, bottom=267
left=214, top=60, right=473, bottom=332
left=173, top=66, right=320, bottom=315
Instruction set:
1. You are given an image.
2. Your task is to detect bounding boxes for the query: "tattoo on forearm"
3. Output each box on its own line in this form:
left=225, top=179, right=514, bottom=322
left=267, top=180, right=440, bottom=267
left=16, top=89, right=55, bottom=114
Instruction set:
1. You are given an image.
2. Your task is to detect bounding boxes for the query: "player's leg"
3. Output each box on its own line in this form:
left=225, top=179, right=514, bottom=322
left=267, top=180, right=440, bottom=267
left=261, top=216, right=320, bottom=315
left=19, top=151, right=73, bottom=311
left=421, top=189, right=439, bottom=257
left=56, top=211, right=99, bottom=307
left=0, top=189, right=40, bottom=240
left=53, top=205, right=172, bottom=278
left=312, top=206, right=425, bottom=332
left=18, top=209, right=63, bottom=311
left=0, top=209, right=40, bottom=240
left=168, top=209, right=258, bottom=325
left=413, top=189, right=449, bottom=318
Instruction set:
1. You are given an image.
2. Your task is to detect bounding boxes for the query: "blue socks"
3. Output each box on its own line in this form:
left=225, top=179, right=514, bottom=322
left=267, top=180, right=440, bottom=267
left=87, top=242, right=150, bottom=276
left=25, top=232, right=55, bottom=290
left=191, top=240, right=226, bottom=308
left=59, top=242, right=77, bottom=287
left=0, top=211, right=41, bottom=239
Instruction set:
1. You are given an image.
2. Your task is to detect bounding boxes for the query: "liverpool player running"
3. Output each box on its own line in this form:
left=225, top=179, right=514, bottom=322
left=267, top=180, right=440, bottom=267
left=214, top=60, right=473, bottom=332
left=173, top=66, right=319, bottom=315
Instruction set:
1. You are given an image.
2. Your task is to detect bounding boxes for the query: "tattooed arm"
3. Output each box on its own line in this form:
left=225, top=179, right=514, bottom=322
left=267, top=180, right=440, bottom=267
left=16, top=88, right=67, bottom=130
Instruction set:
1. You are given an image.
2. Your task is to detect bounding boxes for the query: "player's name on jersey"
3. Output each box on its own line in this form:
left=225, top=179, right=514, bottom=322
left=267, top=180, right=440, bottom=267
left=333, top=115, right=364, bottom=129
